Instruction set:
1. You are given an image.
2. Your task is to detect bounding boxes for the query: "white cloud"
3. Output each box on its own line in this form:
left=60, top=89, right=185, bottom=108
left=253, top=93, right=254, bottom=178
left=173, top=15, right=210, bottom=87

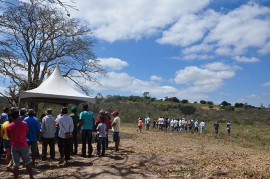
left=89, top=71, right=178, bottom=95
left=181, top=54, right=213, bottom=60
left=262, top=82, right=270, bottom=87
left=69, top=60, right=242, bottom=104
left=182, top=43, right=213, bottom=55
left=179, top=2, right=270, bottom=59
left=203, top=62, right=241, bottom=71
left=70, top=0, right=211, bottom=42
left=246, top=94, right=259, bottom=99
left=98, top=57, right=128, bottom=71
left=205, top=2, right=270, bottom=56
left=157, top=9, right=219, bottom=46
left=215, top=46, right=233, bottom=56
left=232, top=56, right=260, bottom=63
left=0, top=86, right=7, bottom=94
left=174, top=62, right=237, bottom=92
left=258, top=41, right=270, bottom=54
left=86, top=69, right=211, bottom=102
left=150, top=75, right=162, bottom=82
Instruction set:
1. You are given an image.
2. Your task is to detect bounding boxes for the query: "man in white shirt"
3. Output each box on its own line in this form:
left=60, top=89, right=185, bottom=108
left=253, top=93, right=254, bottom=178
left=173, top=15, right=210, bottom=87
left=145, top=116, right=150, bottom=130
left=57, top=107, right=74, bottom=163
left=170, top=119, right=175, bottom=131
left=111, top=110, right=120, bottom=152
left=199, top=120, right=205, bottom=133
left=41, top=109, right=56, bottom=161
left=194, top=120, right=199, bottom=132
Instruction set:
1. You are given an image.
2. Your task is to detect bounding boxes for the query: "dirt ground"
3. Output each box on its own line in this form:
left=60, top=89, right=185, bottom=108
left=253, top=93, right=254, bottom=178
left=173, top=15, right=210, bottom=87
left=1, top=126, right=270, bottom=179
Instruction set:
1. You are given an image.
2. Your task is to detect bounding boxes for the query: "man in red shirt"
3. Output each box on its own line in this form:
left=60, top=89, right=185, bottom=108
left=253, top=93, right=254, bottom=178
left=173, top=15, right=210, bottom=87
left=6, top=107, right=34, bottom=179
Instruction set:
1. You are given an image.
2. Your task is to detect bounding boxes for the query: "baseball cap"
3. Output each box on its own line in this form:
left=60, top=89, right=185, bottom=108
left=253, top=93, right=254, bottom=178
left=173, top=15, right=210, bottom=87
left=111, top=110, right=119, bottom=116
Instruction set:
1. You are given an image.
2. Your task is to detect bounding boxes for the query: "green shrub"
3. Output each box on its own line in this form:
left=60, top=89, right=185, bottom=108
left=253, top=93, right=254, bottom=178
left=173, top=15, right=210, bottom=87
left=180, top=105, right=196, bottom=115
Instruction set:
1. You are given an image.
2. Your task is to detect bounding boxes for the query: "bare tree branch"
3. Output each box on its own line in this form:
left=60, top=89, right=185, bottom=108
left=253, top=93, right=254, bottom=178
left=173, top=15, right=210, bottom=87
left=0, top=0, right=106, bottom=106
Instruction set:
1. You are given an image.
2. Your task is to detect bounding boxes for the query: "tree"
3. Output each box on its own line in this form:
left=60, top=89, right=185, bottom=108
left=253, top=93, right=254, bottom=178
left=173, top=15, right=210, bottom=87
left=224, top=106, right=234, bottom=111
left=200, top=100, right=206, bottom=104
left=164, top=97, right=179, bottom=103
left=207, top=101, right=213, bottom=105
left=181, top=99, right=189, bottom=103
left=95, top=93, right=104, bottom=103
left=0, top=0, right=76, bottom=11
left=143, top=92, right=150, bottom=99
left=0, top=0, right=105, bottom=106
left=170, top=97, right=180, bottom=103
left=180, top=105, right=196, bottom=115
left=235, top=102, right=244, bottom=108
left=221, top=101, right=230, bottom=106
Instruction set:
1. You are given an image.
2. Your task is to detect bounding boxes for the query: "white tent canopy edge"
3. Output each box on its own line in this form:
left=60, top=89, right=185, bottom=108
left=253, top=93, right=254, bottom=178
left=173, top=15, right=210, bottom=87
left=19, top=64, right=96, bottom=105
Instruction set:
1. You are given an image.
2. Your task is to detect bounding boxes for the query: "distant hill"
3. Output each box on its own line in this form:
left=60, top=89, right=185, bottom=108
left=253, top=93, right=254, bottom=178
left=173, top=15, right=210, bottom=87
left=0, top=95, right=269, bottom=125
left=93, top=96, right=270, bottom=125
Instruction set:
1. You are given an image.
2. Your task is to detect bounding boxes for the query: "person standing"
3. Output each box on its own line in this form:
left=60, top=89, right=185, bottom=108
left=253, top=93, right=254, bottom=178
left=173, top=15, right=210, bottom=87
left=0, top=107, right=9, bottom=123
left=137, top=117, right=143, bottom=133
left=145, top=116, right=150, bottom=131
left=0, top=114, right=13, bottom=170
left=111, top=110, right=120, bottom=152
left=6, top=107, right=34, bottom=179
left=78, top=104, right=95, bottom=158
left=19, top=108, right=28, bottom=121
left=226, top=121, right=231, bottom=136
left=69, top=106, right=80, bottom=155
left=104, top=111, right=111, bottom=148
left=0, top=107, right=9, bottom=154
left=199, top=120, right=205, bottom=133
left=96, top=116, right=106, bottom=157
left=194, top=120, right=199, bottom=132
left=95, top=110, right=110, bottom=149
left=24, top=109, right=41, bottom=166
left=57, top=107, right=74, bottom=163
left=214, top=121, right=219, bottom=134
left=41, top=108, right=56, bottom=161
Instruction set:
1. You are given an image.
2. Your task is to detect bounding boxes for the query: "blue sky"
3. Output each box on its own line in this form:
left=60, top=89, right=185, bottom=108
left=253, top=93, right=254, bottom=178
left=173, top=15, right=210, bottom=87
left=67, top=0, right=270, bottom=107
left=68, top=0, right=270, bottom=107
left=1, top=0, right=270, bottom=107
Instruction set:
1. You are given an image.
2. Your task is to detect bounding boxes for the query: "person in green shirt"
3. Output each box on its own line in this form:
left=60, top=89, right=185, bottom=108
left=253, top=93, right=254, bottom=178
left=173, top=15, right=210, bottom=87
left=78, top=104, right=95, bottom=157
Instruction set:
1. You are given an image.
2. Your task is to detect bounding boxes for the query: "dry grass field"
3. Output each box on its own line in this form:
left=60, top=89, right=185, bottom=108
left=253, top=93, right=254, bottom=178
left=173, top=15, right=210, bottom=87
left=1, top=124, right=270, bottom=179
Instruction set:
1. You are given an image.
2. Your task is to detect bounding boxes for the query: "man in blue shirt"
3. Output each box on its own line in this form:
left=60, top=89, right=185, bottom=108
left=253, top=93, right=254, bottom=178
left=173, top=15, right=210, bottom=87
left=24, top=109, right=41, bottom=166
left=78, top=104, right=94, bottom=157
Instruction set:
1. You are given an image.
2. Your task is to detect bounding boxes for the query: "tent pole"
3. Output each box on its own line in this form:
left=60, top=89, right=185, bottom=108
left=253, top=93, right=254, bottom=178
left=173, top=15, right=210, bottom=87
left=18, top=95, right=21, bottom=112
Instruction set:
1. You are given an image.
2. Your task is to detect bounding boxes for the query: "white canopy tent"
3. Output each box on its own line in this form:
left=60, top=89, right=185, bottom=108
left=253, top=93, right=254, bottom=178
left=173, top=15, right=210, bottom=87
left=19, top=65, right=96, bottom=105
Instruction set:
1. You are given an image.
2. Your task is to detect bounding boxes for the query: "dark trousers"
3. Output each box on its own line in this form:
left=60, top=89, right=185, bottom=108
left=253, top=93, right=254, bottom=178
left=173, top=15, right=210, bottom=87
left=105, top=132, right=109, bottom=148
left=72, top=131, right=78, bottom=154
left=42, top=137, right=55, bottom=159
left=214, top=128, right=219, bottom=134
left=58, top=137, right=72, bottom=160
left=0, top=138, right=5, bottom=153
left=96, top=137, right=106, bottom=156
left=81, top=129, right=92, bottom=156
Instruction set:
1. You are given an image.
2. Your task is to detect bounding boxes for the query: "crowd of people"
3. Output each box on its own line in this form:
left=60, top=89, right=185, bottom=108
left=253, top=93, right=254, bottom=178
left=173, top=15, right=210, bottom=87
left=0, top=105, right=121, bottom=179
left=137, top=116, right=232, bottom=135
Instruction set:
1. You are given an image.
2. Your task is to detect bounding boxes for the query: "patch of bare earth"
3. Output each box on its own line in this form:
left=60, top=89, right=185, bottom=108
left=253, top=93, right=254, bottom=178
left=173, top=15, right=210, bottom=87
left=1, top=126, right=269, bottom=178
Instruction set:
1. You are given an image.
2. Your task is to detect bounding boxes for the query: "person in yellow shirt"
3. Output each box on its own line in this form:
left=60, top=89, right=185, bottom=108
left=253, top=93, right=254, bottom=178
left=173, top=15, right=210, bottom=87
left=1, top=117, right=13, bottom=170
